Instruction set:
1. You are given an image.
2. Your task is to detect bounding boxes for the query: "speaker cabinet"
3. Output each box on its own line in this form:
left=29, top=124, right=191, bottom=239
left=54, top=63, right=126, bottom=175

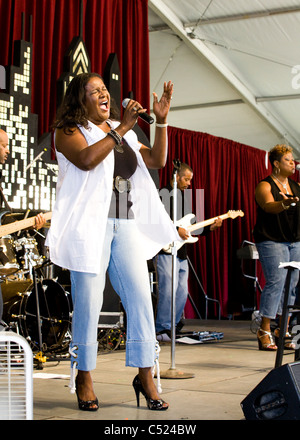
left=241, top=362, right=300, bottom=420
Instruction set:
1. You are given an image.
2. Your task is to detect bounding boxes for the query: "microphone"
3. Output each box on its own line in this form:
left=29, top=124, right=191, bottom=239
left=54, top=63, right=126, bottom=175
left=296, top=164, right=300, bottom=170
left=122, top=98, right=154, bottom=124
left=26, top=148, right=47, bottom=170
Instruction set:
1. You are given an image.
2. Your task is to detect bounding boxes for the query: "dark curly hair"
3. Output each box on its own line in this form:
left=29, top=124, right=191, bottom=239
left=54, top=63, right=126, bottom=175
left=52, top=72, right=120, bottom=134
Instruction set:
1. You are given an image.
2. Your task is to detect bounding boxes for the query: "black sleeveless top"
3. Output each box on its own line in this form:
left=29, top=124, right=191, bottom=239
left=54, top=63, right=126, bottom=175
left=108, top=139, right=137, bottom=219
left=253, top=175, right=300, bottom=243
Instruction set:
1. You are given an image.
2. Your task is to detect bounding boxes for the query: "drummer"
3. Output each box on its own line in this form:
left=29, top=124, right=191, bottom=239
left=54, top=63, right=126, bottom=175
left=0, top=128, right=46, bottom=328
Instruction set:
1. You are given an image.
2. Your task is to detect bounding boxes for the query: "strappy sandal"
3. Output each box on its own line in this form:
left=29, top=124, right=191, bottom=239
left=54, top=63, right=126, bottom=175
left=257, top=328, right=277, bottom=351
left=274, top=328, right=295, bottom=350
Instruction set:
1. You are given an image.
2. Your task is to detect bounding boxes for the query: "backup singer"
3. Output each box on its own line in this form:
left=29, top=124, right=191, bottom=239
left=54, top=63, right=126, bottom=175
left=254, top=144, right=300, bottom=351
left=46, top=73, right=178, bottom=411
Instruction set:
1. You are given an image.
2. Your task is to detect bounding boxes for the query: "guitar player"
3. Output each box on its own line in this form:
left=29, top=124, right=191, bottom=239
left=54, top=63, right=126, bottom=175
left=154, top=162, right=222, bottom=339
left=0, top=128, right=46, bottom=329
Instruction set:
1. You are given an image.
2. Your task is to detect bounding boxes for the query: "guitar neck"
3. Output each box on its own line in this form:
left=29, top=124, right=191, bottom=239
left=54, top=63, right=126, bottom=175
left=188, top=213, right=230, bottom=233
left=0, top=212, right=52, bottom=237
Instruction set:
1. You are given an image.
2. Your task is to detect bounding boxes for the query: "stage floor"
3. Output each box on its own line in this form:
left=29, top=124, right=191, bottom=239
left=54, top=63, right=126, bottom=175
left=23, top=318, right=296, bottom=422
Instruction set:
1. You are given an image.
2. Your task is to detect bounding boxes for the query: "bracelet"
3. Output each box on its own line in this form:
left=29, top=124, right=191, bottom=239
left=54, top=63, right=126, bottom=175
left=281, top=201, right=290, bottom=210
left=156, top=123, right=168, bottom=128
left=107, top=129, right=124, bottom=153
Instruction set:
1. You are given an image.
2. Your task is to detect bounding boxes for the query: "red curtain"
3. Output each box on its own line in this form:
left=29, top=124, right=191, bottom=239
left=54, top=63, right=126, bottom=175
left=0, top=0, right=150, bottom=139
left=160, top=126, right=300, bottom=318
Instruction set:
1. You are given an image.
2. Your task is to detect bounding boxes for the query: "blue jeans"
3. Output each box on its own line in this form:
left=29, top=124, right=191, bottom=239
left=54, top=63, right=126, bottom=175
left=70, top=218, right=156, bottom=371
left=256, top=241, right=300, bottom=319
left=154, top=253, right=189, bottom=332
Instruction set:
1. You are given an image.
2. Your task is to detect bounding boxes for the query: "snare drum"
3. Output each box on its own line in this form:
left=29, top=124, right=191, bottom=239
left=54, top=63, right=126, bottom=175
left=2, top=279, right=71, bottom=352
left=0, top=235, right=19, bottom=275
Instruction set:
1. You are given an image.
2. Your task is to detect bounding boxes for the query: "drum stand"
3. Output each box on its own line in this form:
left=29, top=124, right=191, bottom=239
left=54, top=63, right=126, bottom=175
left=24, top=247, right=45, bottom=368
left=1, top=241, right=71, bottom=369
left=25, top=250, right=71, bottom=369
left=160, top=159, right=194, bottom=380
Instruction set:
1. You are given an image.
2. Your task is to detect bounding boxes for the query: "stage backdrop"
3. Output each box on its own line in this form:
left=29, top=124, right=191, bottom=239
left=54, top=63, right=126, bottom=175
left=1, top=0, right=296, bottom=318
left=0, top=0, right=150, bottom=139
left=160, top=126, right=299, bottom=318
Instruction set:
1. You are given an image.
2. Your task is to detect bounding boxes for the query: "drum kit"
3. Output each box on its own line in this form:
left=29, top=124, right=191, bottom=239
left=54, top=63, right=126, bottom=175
left=0, top=213, right=72, bottom=359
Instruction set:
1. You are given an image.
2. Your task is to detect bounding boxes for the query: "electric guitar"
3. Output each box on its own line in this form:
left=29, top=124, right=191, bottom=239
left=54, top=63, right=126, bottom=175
left=163, top=210, right=244, bottom=253
left=0, top=212, right=52, bottom=238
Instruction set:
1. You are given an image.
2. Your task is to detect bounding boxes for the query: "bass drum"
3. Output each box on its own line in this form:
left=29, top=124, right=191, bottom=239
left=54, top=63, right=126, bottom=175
left=2, top=279, right=71, bottom=352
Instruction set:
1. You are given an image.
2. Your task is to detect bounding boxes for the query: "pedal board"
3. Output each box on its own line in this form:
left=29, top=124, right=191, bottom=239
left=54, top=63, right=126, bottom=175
left=177, top=330, right=224, bottom=342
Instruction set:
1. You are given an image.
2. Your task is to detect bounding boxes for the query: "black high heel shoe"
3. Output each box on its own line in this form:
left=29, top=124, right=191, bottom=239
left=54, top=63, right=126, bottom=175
left=75, top=376, right=99, bottom=412
left=132, top=374, right=169, bottom=411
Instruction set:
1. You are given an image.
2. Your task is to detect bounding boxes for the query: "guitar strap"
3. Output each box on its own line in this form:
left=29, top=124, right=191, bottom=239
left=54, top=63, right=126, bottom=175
left=0, top=178, right=12, bottom=262
left=0, top=186, right=11, bottom=212
left=0, top=172, right=12, bottom=212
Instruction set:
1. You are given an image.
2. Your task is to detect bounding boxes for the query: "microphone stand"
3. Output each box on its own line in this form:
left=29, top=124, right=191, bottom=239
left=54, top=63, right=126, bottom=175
left=160, top=159, right=194, bottom=379
left=25, top=148, right=58, bottom=177
left=25, top=244, right=45, bottom=369
left=26, top=149, right=47, bottom=171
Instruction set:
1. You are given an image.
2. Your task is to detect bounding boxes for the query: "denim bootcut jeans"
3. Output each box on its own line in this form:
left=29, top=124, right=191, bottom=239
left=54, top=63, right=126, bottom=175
left=69, top=218, right=156, bottom=372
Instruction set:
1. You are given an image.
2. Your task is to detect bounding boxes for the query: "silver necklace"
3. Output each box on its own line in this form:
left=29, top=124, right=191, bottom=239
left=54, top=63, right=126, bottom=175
left=271, top=174, right=289, bottom=194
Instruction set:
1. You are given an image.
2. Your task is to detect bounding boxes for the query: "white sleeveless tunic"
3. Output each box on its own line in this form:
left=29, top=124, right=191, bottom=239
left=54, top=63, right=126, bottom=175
left=46, top=120, right=179, bottom=273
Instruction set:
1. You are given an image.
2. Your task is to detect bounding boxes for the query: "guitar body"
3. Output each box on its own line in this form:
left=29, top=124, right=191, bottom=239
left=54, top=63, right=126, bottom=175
left=175, top=213, right=196, bottom=229
left=175, top=213, right=199, bottom=245
left=163, top=214, right=199, bottom=253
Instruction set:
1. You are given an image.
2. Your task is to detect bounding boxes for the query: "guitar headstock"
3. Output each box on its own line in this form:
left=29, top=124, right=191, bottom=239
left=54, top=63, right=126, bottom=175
left=227, top=210, right=244, bottom=219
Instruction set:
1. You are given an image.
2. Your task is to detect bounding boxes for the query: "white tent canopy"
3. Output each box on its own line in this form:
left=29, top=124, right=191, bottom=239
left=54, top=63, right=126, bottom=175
left=148, top=0, right=300, bottom=156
